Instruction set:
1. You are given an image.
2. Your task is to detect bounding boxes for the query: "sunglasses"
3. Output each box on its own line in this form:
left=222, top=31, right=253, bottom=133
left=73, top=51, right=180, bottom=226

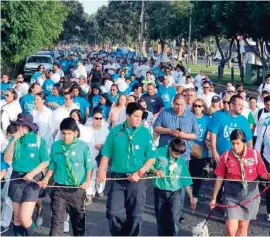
left=194, top=104, right=202, bottom=108
left=94, top=117, right=103, bottom=120
left=223, top=101, right=229, bottom=104
left=203, top=87, right=210, bottom=89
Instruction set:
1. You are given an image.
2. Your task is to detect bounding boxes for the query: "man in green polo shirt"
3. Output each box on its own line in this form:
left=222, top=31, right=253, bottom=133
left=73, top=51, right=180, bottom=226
left=97, top=102, right=157, bottom=236
left=39, top=117, right=95, bottom=236
left=151, top=138, right=196, bottom=236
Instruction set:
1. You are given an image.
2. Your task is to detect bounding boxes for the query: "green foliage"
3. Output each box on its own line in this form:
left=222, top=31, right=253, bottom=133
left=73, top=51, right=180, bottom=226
left=1, top=1, right=68, bottom=64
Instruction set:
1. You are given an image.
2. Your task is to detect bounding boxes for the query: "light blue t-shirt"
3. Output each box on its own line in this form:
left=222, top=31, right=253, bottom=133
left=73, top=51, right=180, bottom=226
left=73, top=96, right=90, bottom=118
left=99, top=104, right=110, bottom=120
left=158, top=85, right=176, bottom=108
left=194, top=115, right=210, bottom=158
left=210, top=112, right=252, bottom=155
left=42, top=79, right=55, bottom=96
left=45, top=95, right=64, bottom=110
left=107, top=93, right=119, bottom=104
left=31, top=71, right=42, bottom=83
left=19, top=94, right=35, bottom=113
left=0, top=81, right=13, bottom=99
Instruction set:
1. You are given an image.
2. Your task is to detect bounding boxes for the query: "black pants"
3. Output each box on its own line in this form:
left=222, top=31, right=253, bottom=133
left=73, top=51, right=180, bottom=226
left=189, top=158, right=207, bottom=198
left=263, top=158, right=270, bottom=213
left=50, top=185, right=86, bottom=236
left=154, top=188, right=181, bottom=236
left=106, top=173, right=146, bottom=236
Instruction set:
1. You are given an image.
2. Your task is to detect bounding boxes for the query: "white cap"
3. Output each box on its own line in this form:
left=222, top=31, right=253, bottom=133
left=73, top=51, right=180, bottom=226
left=226, top=85, right=236, bottom=92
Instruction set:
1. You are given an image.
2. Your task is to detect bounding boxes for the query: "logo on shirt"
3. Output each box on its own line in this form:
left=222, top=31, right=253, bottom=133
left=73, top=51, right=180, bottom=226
left=223, top=123, right=239, bottom=138
left=28, top=144, right=38, bottom=148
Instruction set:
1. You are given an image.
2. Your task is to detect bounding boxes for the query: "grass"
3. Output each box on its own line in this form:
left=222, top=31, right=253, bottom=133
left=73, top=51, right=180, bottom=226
left=187, top=64, right=258, bottom=90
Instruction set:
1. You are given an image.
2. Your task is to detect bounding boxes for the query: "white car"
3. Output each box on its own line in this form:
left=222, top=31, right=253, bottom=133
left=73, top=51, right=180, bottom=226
left=24, top=55, right=53, bottom=78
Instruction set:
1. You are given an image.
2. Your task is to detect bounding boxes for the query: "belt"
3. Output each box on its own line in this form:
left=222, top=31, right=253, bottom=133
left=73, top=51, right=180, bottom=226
left=110, top=172, right=132, bottom=178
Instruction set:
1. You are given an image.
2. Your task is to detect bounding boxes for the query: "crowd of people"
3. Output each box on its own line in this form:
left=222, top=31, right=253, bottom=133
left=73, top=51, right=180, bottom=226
left=1, top=49, right=270, bottom=236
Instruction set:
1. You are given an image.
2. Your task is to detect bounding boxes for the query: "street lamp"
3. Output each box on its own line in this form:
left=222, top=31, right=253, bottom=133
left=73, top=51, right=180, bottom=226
left=187, top=2, right=194, bottom=71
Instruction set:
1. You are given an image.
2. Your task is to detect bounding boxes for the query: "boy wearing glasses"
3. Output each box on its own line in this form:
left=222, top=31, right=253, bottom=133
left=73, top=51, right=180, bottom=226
left=151, top=138, right=196, bottom=236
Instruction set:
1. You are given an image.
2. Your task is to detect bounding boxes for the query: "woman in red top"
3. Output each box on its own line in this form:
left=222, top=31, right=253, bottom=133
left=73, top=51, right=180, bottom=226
left=210, top=129, right=270, bottom=236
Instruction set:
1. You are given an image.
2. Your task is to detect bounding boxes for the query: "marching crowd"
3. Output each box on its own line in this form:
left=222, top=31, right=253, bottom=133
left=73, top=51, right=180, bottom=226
left=1, top=49, right=270, bottom=236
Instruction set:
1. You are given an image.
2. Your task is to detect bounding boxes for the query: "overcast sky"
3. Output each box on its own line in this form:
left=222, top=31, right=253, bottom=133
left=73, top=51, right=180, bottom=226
left=79, top=0, right=108, bottom=15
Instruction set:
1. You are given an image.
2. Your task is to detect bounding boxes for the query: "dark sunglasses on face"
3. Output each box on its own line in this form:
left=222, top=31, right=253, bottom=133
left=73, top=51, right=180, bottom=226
left=194, top=104, right=202, bottom=108
left=223, top=101, right=229, bottom=104
left=203, top=87, right=210, bottom=89
left=94, top=117, right=103, bottom=120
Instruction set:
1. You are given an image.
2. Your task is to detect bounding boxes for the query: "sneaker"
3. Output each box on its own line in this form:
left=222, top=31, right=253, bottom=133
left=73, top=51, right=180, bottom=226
left=64, top=220, right=69, bottom=233
left=96, top=192, right=104, bottom=198
left=36, top=216, right=43, bottom=227
left=1, top=226, right=9, bottom=234
left=85, top=196, right=92, bottom=207
left=266, top=214, right=270, bottom=222
left=179, top=217, right=185, bottom=223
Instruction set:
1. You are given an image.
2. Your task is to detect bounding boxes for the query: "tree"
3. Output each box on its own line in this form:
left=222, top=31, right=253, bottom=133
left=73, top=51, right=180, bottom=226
left=1, top=1, right=68, bottom=65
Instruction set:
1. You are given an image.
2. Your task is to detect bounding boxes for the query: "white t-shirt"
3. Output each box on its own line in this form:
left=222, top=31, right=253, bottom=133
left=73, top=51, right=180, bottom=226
left=183, top=83, right=195, bottom=89
left=164, top=75, right=175, bottom=86
left=258, top=82, right=270, bottom=93
left=52, top=73, right=60, bottom=84
left=33, top=106, right=53, bottom=149
left=194, top=74, right=205, bottom=88
left=198, top=92, right=216, bottom=109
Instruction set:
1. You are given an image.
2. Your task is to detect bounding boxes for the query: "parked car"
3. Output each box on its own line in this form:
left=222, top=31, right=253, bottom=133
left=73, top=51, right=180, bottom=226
left=24, top=54, right=53, bottom=79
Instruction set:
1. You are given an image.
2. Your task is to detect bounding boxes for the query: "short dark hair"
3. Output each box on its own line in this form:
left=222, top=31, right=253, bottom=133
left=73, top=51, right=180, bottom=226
left=262, top=90, right=270, bottom=96
left=169, top=138, right=186, bottom=154
left=249, top=96, right=257, bottom=102
left=6, top=124, right=17, bottom=135
left=132, top=83, right=142, bottom=91
left=264, top=95, right=270, bottom=103
left=64, top=91, right=74, bottom=99
left=93, top=107, right=103, bottom=116
left=36, top=91, right=46, bottom=100
left=265, top=74, right=270, bottom=80
left=229, top=95, right=243, bottom=104
left=126, top=102, right=143, bottom=116
left=230, top=129, right=246, bottom=143
left=60, top=117, right=80, bottom=137
left=202, top=81, right=210, bottom=86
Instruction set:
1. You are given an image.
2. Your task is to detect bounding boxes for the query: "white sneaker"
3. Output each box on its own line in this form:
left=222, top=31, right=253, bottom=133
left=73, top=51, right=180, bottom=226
left=266, top=214, right=270, bottom=222
left=64, top=220, right=70, bottom=233
left=36, top=216, right=43, bottom=227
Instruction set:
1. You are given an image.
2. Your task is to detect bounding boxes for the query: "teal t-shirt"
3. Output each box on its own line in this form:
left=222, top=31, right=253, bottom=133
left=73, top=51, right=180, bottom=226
left=153, top=146, right=192, bottom=191
left=19, top=94, right=35, bottom=113
left=102, top=124, right=157, bottom=173
left=49, top=139, right=96, bottom=186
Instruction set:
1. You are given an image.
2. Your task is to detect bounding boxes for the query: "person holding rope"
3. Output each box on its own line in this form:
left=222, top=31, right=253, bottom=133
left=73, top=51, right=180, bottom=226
left=210, top=129, right=270, bottom=236
left=97, top=102, right=157, bottom=236
left=39, top=117, right=96, bottom=236
left=151, top=138, right=196, bottom=236
left=4, top=113, right=49, bottom=236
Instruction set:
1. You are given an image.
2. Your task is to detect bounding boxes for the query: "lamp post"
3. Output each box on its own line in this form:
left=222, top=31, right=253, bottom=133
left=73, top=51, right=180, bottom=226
left=187, top=2, right=194, bottom=71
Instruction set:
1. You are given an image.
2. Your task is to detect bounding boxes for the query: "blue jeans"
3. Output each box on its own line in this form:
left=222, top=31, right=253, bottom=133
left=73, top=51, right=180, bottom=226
left=154, top=188, right=182, bottom=236
left=106, top=173, right=146, bottom=236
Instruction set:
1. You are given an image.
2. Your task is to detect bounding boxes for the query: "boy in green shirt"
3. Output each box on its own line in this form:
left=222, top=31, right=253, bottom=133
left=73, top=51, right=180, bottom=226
left=39, top=117, right=95, bottom=236
left=97, top=102, right=157, bottom=236
left=151, top=138, right=196, bottom=236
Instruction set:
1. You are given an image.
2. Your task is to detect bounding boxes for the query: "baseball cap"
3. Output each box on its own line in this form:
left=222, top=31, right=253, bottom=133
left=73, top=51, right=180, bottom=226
left=211, top=95, right=221, bottom=103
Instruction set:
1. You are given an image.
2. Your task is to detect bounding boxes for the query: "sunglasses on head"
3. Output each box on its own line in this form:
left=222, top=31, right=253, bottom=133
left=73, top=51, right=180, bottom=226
left=94, top=117, right=103, bottom=120
left=194, top=104, right=202, bottom=108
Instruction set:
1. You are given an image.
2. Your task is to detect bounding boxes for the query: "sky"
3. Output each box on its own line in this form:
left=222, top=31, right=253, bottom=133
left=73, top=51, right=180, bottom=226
left=79, top=0, right=108, bottom=15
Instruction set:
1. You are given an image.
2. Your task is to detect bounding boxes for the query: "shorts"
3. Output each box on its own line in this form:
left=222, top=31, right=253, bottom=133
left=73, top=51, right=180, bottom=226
left=8, top=171, right=43, bottom=203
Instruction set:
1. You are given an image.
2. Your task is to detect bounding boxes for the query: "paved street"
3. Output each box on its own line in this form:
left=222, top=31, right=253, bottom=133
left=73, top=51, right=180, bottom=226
left=3, top=178, right=269, bottom=236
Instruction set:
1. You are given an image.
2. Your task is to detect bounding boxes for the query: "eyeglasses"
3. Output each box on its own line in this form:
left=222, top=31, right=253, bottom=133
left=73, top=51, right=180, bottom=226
left=223, top=101, right=229, bottom=104
left=110, top=89, right=116, bottom=91
left=203, top=87, right=210, bottom=89
left=194, top=104, right=202, bottom=108
left=94, top=117, right=103, bottom=120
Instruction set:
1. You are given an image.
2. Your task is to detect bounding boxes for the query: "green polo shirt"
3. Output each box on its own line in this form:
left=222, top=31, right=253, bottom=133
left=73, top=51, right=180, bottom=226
left=49, top=139, right=96, bottom=186
left=153, top=146, right=192, bottom=192
left=102, top=124, right=157, bottom=173
left=6, top=132, right=49, bottom=173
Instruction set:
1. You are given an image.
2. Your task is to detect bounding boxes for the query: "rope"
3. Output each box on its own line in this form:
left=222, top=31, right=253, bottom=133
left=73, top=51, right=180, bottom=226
left=2, top=175, right=270, bottom=184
